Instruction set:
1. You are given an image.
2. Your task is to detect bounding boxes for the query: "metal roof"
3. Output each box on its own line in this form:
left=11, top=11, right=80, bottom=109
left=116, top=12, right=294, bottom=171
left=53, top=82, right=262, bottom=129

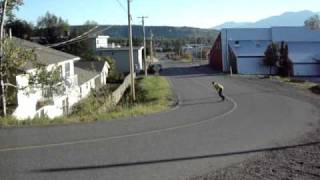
left=12, top=37, right=80, bottom=70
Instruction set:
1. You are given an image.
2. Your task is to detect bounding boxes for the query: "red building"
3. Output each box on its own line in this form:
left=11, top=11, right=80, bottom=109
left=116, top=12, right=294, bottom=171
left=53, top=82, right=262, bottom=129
left=209, top=33, right=223, bottom=71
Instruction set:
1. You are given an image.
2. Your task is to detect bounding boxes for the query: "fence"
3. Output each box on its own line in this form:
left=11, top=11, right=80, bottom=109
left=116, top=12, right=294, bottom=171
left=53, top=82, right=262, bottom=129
left=98, top=73, right=135, bottom=113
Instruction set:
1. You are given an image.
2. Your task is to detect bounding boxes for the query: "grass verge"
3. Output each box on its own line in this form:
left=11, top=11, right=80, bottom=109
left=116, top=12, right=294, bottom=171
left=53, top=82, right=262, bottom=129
left=0, top=76, right=173, bottom=128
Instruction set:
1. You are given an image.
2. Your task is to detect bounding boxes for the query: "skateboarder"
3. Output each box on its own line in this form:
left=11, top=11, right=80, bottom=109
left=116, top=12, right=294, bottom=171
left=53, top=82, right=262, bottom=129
left=212, top=81, right=225, bottom=101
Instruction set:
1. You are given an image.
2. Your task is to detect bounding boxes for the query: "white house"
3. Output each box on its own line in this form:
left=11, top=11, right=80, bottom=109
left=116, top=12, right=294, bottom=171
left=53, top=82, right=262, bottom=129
left=210, top=27, right=320, bottom=76
left=11, top=37, right=109, bottom=120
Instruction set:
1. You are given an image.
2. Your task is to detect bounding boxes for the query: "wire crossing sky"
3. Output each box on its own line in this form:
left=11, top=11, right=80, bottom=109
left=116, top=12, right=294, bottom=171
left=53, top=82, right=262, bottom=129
left=15, top=0, right=320, bottom=28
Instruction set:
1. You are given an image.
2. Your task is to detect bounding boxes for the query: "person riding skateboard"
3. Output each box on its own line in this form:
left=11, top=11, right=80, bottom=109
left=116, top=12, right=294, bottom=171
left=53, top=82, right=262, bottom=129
left=212, top=81, right=225, bottom=101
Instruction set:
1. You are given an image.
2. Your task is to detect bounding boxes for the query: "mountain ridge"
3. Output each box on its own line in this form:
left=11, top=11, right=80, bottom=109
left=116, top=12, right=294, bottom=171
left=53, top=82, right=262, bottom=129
left=214, top=10, right=319, bottom=29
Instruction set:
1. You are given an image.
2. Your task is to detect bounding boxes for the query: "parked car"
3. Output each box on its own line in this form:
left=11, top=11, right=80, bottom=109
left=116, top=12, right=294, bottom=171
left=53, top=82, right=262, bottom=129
left=148, top=63, right=162, bottom=74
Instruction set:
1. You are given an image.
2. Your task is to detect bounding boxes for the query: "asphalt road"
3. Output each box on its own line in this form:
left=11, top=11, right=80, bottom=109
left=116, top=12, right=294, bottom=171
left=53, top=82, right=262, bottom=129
left=0, top=60, right=318, bottom=180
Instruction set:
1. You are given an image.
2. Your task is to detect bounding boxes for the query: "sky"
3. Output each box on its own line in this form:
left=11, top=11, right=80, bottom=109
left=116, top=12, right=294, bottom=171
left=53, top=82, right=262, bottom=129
left=15, top=0, right=320, bottom=28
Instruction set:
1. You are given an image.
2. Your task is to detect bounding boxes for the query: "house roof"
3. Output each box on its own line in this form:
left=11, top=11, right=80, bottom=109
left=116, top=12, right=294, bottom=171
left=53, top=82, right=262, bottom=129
left=75, top=61, right=108, bottom=85
left=74, top=67, right=99, bottom=86
left=75, top=61, right=108, bottom=73
left=11, top=37, right=80, bottom=70
left=287, top=42, right=320, bottom=63
left=229, top=40, right=271, bottom=57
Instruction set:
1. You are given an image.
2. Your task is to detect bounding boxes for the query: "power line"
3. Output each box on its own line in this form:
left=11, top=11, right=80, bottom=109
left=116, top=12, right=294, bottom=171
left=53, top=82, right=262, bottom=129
left=47, top=25, right=99, bottom=48
left=115, top=0, right=134, bottom=21
left=46, top=25, right=115, bottom=48
left=115, top=0, right=127, bottom=14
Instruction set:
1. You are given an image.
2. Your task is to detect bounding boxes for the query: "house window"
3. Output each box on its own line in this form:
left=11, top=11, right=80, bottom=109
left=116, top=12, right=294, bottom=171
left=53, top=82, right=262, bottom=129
left=58, top=65, right=63, bottom=78
left=65, top=62, right=70, bottom=78
left=62, top=98, right=69, bottom=115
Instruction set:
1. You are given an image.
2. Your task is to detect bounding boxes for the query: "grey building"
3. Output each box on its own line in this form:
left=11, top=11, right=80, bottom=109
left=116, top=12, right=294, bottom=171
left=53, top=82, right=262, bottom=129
left=97, top=47, right=144, bottom=73
left=211, top=27, right=320, bottom=76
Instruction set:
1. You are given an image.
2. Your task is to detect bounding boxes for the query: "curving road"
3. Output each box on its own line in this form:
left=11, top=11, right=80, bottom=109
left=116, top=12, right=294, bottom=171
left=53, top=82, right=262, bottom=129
left=0, top=60, right=318, bottom=180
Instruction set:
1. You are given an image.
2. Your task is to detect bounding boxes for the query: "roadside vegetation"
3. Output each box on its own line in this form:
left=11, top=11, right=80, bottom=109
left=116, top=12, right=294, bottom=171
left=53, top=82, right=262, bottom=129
left=268, top=76, right=320, bottom=95
left=0, top=76, right=173, bottom=127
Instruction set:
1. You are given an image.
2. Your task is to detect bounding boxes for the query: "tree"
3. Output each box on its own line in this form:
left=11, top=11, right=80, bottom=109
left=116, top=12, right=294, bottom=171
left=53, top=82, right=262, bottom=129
left=2, top=0, right=23, bottom=21
left=61, top=21, right=98, bottom=59
left=278, top=42, right=292, bottom=77
left=1, top=0, right=24, bottom=116
left=304, top=15, right=320, bottom=29
left=0, top=1, right=61, bottom=116
left=264, top=43, right=279, bottom=76
left=36, top=12, right=69, bottom=44
left=6, top=18, right=33, bottom=39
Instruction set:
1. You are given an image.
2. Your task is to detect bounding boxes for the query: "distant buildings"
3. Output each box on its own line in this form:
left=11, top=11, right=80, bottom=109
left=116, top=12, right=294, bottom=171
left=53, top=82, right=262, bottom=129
left=209, top=27, right=320, bottom=76
left=90, top=35, right=144, bottom=74
left=182, top=44, right=212, bottom=59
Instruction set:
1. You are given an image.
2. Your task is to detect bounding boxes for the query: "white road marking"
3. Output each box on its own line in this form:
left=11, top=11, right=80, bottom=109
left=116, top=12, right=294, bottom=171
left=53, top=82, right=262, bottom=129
left=0, top=77, right=238, bottom=153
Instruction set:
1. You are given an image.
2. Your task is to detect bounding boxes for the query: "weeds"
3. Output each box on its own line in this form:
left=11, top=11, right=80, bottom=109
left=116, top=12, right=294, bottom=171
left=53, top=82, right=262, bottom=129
left=0, top=76, right=173, bottom=128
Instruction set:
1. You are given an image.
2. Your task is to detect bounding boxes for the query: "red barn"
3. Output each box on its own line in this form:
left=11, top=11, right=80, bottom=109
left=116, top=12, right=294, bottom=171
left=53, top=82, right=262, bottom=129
left=209, top=33, right=223, bottom=71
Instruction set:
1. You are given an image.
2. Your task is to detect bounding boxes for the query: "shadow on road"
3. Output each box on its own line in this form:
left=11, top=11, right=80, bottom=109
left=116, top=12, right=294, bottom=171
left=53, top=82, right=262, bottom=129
left=33, top=141, right=320, bottom=173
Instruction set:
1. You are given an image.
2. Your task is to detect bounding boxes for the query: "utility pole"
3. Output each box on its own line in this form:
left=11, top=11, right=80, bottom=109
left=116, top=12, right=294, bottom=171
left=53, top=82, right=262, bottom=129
left=0, top=0, right=8, bottom=116
left=127, top=0, right=136, bottom=101
left=150, top=30, right=154, bottom=63
left=138, top=16, right=148, bottom=76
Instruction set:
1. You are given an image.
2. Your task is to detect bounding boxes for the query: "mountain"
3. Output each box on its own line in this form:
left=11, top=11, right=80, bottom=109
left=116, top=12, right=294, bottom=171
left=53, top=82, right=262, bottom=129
left=214, top=10, right=319, bottom=29
left=71, top=25, right=219, bottom=40
left=214, top=22, right=251, bottom=29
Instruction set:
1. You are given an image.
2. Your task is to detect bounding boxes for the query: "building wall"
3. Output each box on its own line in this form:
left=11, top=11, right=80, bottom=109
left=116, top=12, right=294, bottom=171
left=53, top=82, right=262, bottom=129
left=209, top=34, right=223, bottom=70
left=237, top=57, right=277, bottom=75
left=293, top=64, right=320, bottom=76
left=272, top=27, right=320, bottom=42
left=98, top=49, right=143, bottom=73
left=80, top=77, right=98, bottom=99
left=96, top=36, right=109, bottom=49
left=220, top=28, right=272, bottom=72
